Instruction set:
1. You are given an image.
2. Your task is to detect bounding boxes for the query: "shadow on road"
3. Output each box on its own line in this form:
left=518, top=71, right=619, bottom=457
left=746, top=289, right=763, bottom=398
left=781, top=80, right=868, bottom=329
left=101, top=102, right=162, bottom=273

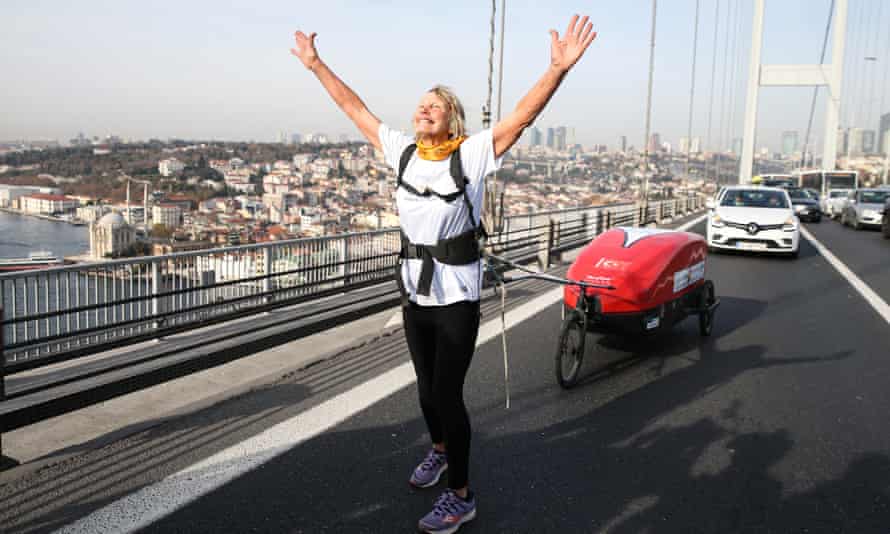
left=135, top=335, right=879, bottom=533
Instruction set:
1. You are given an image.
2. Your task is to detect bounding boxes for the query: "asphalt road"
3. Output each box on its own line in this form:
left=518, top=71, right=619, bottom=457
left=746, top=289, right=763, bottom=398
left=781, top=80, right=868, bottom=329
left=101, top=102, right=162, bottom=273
left=2, top=216, right=890, bottom=533
left=804, top=215, right=890, bottom=301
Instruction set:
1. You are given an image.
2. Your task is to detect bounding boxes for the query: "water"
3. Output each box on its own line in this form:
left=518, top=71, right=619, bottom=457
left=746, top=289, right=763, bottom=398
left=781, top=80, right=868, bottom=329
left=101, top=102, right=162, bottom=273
left=0, top=211, right=90, bottom=259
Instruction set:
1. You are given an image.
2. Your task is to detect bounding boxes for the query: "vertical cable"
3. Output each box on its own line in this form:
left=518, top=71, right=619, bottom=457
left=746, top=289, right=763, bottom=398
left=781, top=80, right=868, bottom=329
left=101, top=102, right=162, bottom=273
left=685, top=0, right=701, bottom=180
left=706, top=0, right=721, bottom=179
left=493, top=0, right=506, bottom=231
left=864, top=0, right=884, bottom=141
left=641, top=0, right=658, bottom=224
left=843, top=0, right=866, bottom=129
left=854, top=0, right=879, bottom=132
left=496, top=0, right=506, bottom=123
left=879, top=6, right=890, bottom=160
left=725, top=0, right=742, bottom=175
left=483, top=0, right=496, bottom=129
left=716, top=0, right=733, bottom=182
left=802, top=0, right=835, bottom=169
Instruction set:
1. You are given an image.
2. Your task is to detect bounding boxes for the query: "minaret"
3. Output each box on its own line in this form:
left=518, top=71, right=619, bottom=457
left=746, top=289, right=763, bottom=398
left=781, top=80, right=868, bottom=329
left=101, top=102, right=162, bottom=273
left=125, top=179, right=131, bottom=223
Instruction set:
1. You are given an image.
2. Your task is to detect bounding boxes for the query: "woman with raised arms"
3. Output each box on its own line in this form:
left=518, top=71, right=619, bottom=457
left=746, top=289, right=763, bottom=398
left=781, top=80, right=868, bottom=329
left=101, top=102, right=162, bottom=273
left=291, top=14, right=596, bottom=533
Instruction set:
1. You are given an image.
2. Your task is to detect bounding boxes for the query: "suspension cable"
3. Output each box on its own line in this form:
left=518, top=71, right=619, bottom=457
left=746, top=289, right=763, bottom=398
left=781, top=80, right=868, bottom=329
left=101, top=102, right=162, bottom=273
left=854, top=0, right=880, bottom=133
left=864, top=0, right=884, bottom=144
left=843, top=0, right=867, bottom=130
left=706, top=0, right=721, bottom=180
left=496, top=0, right=506, bottom=123
left=725, top=0, right=742, bottom=173
left=483, top=0, right=496, bottom=129
left=491, top=0, right=506, bottom=232
left=641, top=0, right=657, bottom=222
left=685, top=0, right=701, bottom=181
left=879, top=7, right=890, bottom=160
left=801, top=0, right=835, bottom=169
left=715, top=0, right=733, bottom=183
left=482, top=0, right=497, bottom=233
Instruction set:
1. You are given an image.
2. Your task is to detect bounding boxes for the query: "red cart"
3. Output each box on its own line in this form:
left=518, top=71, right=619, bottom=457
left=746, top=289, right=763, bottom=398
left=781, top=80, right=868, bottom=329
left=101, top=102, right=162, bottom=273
left=555, top=227, right=719, bottom=388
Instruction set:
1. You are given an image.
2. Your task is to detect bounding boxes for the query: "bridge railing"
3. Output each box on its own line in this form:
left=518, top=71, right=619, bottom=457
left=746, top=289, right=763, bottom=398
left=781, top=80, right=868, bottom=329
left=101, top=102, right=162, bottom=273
left=1, top=195, right=702, bottom=372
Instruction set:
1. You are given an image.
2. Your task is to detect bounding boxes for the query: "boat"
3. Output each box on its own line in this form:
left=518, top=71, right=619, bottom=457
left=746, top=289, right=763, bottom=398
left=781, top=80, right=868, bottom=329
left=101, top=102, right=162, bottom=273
left=0, top=251, right=65, bottom=271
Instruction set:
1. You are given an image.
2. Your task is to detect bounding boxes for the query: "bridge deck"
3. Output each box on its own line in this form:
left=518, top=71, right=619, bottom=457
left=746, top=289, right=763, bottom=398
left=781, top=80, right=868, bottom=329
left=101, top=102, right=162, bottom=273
left=2, top=215, right=890, bottom=533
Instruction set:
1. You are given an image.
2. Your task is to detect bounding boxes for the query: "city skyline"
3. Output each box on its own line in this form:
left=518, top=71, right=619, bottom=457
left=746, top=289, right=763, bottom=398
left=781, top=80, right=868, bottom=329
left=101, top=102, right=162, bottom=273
left=3, top=0, right=890, bottom=154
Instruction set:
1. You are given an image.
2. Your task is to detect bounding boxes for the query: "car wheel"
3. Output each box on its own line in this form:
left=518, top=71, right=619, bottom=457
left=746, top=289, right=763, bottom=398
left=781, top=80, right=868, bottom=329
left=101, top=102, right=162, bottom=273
left=853, top=218, right=862, bottom=230
left=814, top=215, right=821, bottom=223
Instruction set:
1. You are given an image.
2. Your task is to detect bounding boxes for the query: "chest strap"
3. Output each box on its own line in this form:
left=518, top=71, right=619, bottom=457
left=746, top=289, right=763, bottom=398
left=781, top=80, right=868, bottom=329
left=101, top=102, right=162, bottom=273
left=400, top=228, right=481, bottom=298
left=395, top=142, right=486, bottom=303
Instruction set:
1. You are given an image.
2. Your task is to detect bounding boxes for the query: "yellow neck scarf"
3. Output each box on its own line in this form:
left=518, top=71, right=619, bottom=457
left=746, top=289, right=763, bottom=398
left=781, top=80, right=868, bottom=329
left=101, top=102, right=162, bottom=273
left=416, top=136, right=467, bottom=161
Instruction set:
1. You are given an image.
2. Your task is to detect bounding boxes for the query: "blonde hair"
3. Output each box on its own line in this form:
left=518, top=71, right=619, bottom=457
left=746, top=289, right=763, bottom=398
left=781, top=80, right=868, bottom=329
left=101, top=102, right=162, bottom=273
left=420, top=85, right=466, bottom=140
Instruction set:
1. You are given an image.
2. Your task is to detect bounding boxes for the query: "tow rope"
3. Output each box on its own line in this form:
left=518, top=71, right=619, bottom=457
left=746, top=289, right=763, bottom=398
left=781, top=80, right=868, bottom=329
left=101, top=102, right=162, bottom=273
left=484, top=253, right=616, bottom=410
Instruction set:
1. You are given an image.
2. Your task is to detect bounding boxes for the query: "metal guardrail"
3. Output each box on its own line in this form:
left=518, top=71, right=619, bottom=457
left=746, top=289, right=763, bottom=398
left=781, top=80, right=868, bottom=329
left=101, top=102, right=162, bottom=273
left=0, top=196, right=703, bottom=464
left=0, top=196, right=703, bottom=372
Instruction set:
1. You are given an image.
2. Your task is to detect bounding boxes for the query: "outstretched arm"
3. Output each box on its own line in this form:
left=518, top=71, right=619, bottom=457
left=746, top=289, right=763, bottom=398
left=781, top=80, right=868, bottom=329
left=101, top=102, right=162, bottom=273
left=493, top=15, right=597, bottom=159
left=291, top=31, right=382, bottom=150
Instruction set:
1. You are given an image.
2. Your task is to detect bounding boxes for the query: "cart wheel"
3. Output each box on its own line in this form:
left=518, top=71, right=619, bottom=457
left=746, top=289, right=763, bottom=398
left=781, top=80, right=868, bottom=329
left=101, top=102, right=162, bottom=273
left=698, top=280, right=716, bottom=337
left=555, top=310, right=586, bottom=389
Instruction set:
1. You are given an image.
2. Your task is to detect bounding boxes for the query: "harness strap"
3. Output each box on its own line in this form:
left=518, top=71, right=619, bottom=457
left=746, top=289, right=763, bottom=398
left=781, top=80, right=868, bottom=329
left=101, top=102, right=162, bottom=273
left=396, top=143, right=416, bottom=188
left=395, top=143, right=486, bottom=303
left=400, top=229, right=481, bottom=296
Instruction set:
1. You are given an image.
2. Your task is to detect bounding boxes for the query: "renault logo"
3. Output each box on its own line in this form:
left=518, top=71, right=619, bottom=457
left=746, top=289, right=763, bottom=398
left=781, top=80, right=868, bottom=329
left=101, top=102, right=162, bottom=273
left=746, top=223, right=759, bottom=235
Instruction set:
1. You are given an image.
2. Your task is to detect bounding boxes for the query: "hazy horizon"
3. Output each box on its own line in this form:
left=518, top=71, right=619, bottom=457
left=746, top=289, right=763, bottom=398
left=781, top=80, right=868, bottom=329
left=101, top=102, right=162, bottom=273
left=3, top=0, right=889, bottom=154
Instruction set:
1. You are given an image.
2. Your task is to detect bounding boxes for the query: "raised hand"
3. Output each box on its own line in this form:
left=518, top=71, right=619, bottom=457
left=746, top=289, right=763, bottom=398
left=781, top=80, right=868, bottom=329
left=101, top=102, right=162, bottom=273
left=290, top=31, right=320, bottom=70
left=549, top=15, right=597, bottom=72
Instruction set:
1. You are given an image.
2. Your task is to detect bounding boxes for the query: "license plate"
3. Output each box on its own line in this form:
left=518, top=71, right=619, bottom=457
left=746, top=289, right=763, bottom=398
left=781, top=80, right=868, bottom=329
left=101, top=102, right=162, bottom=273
left=738, top=242, right=767, bottom=251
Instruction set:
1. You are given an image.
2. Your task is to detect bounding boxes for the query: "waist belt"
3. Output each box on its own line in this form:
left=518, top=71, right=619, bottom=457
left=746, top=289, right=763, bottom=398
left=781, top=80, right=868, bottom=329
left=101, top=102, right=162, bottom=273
left=399, top=229, right=481, bottom=299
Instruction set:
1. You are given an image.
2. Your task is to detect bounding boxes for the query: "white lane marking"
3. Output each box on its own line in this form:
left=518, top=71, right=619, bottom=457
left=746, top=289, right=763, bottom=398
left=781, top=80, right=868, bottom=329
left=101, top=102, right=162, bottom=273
left=800, top=226, right=890, bottom=325
left=60, top=210, right=708, bottom=533
left=677, top=213, right=708, bottom=232
left=56, top=286, right=565, bottom=534
left=384, top=310, right=402, bottom=329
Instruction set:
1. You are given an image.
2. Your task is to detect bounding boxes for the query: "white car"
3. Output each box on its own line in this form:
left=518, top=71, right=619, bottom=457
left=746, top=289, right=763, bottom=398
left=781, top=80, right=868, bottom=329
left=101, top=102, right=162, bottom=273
left=822, top=188, right=852, bottom=219
left=706, top=186, right=800, bottom=257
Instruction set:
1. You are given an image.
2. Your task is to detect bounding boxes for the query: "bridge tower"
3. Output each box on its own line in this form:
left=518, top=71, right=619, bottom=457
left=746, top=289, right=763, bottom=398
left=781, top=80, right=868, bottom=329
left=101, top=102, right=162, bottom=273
left=740, top=0, right=847, bottom=183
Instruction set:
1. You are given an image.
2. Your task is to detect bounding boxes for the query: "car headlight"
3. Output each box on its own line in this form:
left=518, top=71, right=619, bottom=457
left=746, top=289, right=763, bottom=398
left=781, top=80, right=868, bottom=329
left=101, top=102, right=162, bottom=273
left=783, top=217, right=797, bottom=232
left=794, top=205, right=805, bottom=213
left=710, top=214, right=724, bottom=228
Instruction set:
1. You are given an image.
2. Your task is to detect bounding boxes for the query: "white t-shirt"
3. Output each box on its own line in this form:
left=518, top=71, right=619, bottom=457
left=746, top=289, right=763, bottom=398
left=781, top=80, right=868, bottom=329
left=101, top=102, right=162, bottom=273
left=379, top=123, right=503, bottom=306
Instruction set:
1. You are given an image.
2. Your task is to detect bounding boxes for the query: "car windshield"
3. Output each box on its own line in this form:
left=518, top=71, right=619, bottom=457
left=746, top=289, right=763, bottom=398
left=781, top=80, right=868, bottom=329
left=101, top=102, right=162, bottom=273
left=858, top=190, right=890, bottom=204
left=786, top=188, right=814, bottom=200
left=720, top=189, right=789, bottom=208
left=829, top=191, right=849, bottom=198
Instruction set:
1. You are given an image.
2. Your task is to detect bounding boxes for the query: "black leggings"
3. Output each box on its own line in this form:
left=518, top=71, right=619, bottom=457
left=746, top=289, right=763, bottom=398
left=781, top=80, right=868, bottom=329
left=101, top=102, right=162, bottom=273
left=403, top=299, right=481, bottom=490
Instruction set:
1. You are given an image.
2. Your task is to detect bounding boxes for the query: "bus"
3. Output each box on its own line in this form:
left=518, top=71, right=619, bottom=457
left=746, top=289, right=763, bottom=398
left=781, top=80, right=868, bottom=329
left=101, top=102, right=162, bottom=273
left=793, top=169, right=858, bottom=196
left=755, top=174, right=795, bottom=188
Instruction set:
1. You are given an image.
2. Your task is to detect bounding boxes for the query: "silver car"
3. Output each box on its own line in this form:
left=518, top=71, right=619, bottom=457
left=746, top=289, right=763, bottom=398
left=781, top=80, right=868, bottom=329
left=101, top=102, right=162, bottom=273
left=822, top=189, right=851, bottom=219
left=841, top=189, right=890, bottom=229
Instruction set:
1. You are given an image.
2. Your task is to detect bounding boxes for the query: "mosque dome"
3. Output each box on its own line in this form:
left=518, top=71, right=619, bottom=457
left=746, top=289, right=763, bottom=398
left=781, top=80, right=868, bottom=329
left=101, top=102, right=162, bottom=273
left=97, top=212, right=126, bottom=228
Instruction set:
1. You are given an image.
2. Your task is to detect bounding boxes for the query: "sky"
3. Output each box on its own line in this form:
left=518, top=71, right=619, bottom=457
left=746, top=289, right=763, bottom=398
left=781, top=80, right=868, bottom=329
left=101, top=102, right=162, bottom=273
left=2, top=0, right=889, bottom=154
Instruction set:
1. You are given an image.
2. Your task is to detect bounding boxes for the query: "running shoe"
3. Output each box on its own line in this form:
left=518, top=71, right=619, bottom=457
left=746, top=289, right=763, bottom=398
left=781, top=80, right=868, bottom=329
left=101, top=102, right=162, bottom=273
left=418, top=489, right=476, bottom=534
left=409, top=448, right=448, bottom=488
